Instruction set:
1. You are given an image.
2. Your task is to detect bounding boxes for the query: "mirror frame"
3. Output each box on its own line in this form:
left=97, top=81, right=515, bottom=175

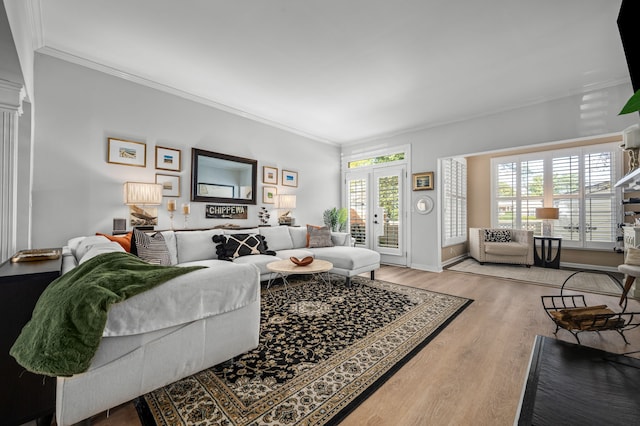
left=190, top=148, right=257, bottom=205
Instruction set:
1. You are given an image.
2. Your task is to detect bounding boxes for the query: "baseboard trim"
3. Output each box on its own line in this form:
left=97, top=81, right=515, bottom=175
left=409, top=263, right=442, bottom=273
left=441, top=254, right=468, bottom=269
left=560, top=262, right=619, bottom=274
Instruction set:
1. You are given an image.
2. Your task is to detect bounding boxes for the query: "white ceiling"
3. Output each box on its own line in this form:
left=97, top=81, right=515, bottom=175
left=33, top=0, right=628, bottom=144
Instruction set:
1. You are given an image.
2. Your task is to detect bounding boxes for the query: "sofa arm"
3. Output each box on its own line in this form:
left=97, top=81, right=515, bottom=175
left=468, top=228, right=485, bottom=262
left=331, top=232, right=353, bottom=247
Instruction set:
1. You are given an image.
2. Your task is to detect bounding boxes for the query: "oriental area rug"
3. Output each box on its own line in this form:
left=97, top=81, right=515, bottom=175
left=136, top=275, right=471, bottom=426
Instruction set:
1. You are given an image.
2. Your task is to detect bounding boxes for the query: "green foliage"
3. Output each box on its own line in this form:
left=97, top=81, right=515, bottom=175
left=620, top=89, right=640, bottom=115
left=348, top=153, right=405, bottom=168
left=323, top=207, right=348, bottom=232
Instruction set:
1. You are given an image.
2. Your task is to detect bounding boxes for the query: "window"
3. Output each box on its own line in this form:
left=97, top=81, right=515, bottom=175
left=492, top=143, right=621, bottom=249
left=442, top=157, right=467, bottom=246
left=347, top=152, right=405, bottom=169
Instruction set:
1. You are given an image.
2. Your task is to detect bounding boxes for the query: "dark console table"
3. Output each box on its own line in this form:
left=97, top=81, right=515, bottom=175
left=533, top=236, right=561, bottom=269
left=0, top=251, right=62, bottom=426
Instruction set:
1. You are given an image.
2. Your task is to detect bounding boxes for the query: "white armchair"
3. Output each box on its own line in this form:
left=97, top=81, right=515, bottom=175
left=469, top=228, right=534, bottom=266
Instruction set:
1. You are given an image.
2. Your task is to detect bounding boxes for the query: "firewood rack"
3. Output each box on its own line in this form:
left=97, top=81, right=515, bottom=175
left=541, top=271, right=640, bottom=345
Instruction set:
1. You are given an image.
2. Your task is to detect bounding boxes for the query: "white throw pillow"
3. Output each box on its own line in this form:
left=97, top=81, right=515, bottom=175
left=79, top=242, right=125, bottom=264
left=259, top=226, right=294, bottom=251
left=159, top=231, right=179, bottom=265
left=74, top=235, right=110, bottom=260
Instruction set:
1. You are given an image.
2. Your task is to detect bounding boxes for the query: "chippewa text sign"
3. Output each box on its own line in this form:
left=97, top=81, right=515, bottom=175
left=205, top=205, right=248, bottom=219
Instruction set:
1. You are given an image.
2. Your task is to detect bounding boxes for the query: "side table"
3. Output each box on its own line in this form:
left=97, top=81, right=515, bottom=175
left=0, top=251, right=62, bottom=426
left=533, top=236, right=562, bottom=269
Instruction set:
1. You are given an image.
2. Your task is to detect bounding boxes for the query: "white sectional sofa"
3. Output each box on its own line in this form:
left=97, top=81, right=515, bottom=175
left=55, top=226, right=379, bottom=425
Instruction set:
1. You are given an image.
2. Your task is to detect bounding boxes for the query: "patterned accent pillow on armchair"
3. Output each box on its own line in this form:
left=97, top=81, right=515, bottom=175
left=484, top=229, right=512, bottom=243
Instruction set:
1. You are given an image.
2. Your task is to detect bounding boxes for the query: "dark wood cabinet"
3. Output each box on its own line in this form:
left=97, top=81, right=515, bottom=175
left=0, top=252, right=62, bottom=426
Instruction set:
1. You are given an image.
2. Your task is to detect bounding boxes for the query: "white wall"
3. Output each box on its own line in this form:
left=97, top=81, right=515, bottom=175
left=342, top=82, right=639, bottom=272
left=31, top=54, right=341, bottom=248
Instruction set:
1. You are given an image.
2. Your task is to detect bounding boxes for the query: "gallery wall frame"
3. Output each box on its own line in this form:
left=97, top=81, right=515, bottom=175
left=107, top=138, right=146, bottom=167
left=156, top=173, right=180, bottom=197
left=263, top=186, right=277, bottom=204
left=263, top=166, right=278, bottom=184
left=282, top=170, right=298, bottom=187
left=413, top=171, right=434, bottom=190
left=155, top=146, right=181, bottom=171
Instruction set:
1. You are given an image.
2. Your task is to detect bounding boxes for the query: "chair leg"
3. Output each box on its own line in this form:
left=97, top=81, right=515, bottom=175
left=370, top=271, right=375, bottom=280
left=620, top=275, right=636, bottom=306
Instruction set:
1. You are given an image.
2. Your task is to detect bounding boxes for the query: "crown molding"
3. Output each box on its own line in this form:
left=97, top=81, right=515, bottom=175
left=37, top=46, right=339, bottom=146
left=25, top=0, right=44, bottom=49
left=0, top=79, right=26, bottom=115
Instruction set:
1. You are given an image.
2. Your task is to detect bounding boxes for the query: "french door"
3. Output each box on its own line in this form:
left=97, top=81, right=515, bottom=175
left=345, top=166, right=406, bottom=266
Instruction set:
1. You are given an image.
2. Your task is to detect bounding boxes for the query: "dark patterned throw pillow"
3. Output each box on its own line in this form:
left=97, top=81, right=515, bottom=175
left=133, top=228, right=171, bottom=265
left=484, top=229, right=512, bottom=243
left=212, top=233, right=275, bottom=261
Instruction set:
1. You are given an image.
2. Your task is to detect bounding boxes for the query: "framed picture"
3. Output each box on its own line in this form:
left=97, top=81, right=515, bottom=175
left=413, top=172, right=434, bottom=190
left=263, top=166, right=278, bottom=184
left=263, top=186, right=277, bottom=204
left=107, top=138, right=146, bottom=167
left=282, top=170, right=298, bottom=187
left=155, top=146, right=181, bottom=171
left=155, top=173, right=180, bottom=197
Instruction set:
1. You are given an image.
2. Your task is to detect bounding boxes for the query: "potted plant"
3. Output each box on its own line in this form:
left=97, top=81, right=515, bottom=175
left=620, top=89, right=640, bottom=115
left=323, top=207, right=348, bottom=232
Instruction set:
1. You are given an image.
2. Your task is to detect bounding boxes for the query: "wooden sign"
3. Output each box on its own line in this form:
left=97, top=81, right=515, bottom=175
left=205, top=205, right=248, bottom=219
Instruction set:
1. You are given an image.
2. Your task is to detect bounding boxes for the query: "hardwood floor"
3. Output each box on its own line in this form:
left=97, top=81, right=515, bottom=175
left=85, top=265, right=640, bottom=426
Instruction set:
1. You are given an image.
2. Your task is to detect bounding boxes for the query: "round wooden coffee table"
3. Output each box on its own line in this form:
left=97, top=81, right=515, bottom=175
left=266, top=259, right=333, bottom=306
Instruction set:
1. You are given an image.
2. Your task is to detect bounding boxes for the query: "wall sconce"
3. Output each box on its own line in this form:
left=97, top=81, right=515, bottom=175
left=536, top=207, right=559, bottom=237
left=123, top=182, right=163, bottom=229
left=276, top=194, right=296, bottom=225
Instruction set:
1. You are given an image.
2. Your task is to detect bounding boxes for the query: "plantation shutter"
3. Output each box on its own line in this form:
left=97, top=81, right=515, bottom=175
left=442, top=157, right=467, bottom=246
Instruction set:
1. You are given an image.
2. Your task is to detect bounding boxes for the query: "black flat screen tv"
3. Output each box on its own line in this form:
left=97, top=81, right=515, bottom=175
left=618, top=0, right=640, bottom=93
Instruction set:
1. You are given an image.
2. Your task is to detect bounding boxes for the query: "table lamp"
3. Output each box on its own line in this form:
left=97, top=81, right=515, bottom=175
left=123, top=182, right=163, bottom=229
left=536, top=207, right=559, bottom=237
left=276, top=194, right=296, bottom=225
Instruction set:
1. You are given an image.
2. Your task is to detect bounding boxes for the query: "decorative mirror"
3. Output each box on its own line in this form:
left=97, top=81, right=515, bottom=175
left=191, top=148, right=257, bottom=204
left=416, top=196, right=434, bottom=215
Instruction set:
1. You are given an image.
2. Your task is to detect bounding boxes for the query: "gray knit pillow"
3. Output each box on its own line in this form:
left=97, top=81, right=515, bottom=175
left=307, top=225, right=334, bottom=248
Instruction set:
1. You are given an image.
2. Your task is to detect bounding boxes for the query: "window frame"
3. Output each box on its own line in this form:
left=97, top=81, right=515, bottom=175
left=490, top=142, right=622, bottom=250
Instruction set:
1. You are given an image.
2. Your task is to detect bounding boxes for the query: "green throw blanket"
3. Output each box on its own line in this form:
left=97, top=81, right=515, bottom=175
left=10, top=251, right=205, bottom=377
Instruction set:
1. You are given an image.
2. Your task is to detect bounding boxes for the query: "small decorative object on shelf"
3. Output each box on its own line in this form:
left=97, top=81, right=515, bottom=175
left=10, top=249, right=61, bottom=263
left=258, top=207, right=270, bottom=226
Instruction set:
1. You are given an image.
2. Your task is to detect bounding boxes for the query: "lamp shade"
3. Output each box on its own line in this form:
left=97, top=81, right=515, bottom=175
left=276, top=194, right=297, bottom=209
left=123, top=182, right=163, bottom=205
left=535, top=207, right=559, bottom=220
